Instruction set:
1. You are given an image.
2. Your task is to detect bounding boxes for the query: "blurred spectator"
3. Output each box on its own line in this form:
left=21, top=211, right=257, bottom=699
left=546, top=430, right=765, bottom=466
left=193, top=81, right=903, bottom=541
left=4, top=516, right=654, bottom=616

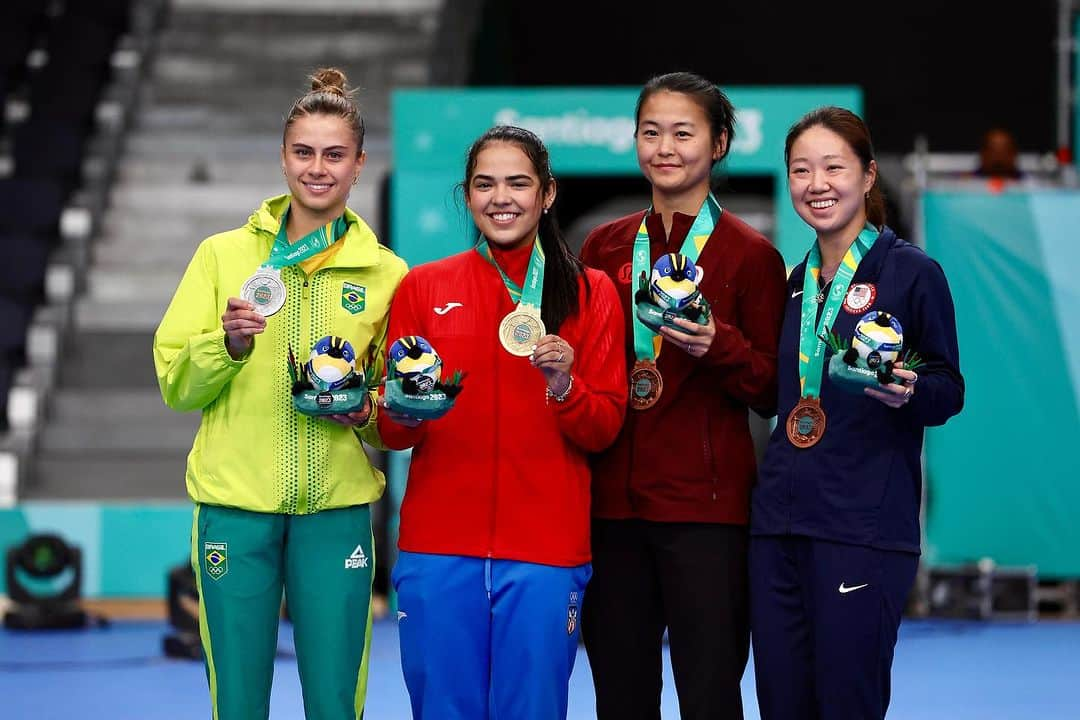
left=974, top=127, right=1024, bottom=181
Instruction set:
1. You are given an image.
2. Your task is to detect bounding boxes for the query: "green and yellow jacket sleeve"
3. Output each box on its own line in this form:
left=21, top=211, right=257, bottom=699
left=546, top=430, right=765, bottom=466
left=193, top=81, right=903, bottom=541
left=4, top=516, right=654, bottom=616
left=155, top=239, right=248, bottom=412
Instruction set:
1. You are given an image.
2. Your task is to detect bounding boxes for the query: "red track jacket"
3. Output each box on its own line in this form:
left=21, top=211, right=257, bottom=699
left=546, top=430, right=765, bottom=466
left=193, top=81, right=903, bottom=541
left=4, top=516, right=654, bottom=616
left=581, top=209, right=787, bottom=525
left=379, top=243, right=627, bottom=566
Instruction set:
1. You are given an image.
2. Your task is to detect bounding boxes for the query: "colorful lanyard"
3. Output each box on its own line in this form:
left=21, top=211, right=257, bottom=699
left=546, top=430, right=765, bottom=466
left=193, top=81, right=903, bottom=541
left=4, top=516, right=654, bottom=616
left=263, top=208, right=347, bottom=270
left=475, top=236, right=546, bottom=309
left=630, top=193, right=721, bottom=362
left=797, top=224, right=879, bottom=398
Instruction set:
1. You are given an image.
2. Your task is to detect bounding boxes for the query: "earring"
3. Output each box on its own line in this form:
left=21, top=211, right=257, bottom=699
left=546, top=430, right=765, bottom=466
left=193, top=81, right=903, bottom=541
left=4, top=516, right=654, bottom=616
left=865, top=191, right=870, bottom=199
left=352, top=175, right=359, bottom=186
left=543, top=207, right=549, bottom=215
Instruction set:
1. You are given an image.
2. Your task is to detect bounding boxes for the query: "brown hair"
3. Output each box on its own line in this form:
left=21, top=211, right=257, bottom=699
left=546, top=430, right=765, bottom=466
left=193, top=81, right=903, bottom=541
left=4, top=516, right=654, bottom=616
left=283, top=67, right=365, bottom=154
left=784, top=106, right=886, bottom=227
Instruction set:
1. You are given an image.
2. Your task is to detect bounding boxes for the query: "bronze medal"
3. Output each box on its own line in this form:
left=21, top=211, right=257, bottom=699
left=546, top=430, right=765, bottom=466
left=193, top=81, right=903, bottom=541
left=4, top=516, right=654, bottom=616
left=629, top=360, right=663, bottom=410
left=786, top=397, right=826, bottom=448
left=499, top=308, right=546, bottom=357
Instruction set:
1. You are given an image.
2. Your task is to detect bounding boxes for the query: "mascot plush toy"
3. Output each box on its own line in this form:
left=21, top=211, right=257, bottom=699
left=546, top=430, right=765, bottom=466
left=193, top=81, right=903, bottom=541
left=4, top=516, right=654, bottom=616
left=824, top=311, right=923, bottom=394
left=384, top=335, right=464, bottom=420
left=634, top=253, right=710, bottom=334
left=288, top=335, right=375, bottom=415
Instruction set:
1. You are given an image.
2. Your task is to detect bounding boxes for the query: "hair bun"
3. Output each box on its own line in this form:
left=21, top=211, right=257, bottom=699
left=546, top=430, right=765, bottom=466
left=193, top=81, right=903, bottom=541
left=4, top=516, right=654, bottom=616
left=310, top=67, right=349, bottom=97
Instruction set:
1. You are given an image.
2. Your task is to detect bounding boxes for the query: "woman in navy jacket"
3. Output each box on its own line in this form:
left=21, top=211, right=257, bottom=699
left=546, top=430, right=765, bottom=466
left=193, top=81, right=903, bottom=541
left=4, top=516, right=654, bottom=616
left=750, top=107, right=964, bottom=720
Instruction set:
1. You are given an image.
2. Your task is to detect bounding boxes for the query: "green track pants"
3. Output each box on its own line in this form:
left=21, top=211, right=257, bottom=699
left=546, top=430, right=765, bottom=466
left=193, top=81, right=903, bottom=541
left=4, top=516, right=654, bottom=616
left=192, top=503, right=374, bottom=720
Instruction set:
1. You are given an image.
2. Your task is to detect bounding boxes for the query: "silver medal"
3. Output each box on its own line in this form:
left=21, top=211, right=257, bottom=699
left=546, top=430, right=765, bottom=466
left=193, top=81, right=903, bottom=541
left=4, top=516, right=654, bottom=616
left=240, top=270, right=286, bottom=317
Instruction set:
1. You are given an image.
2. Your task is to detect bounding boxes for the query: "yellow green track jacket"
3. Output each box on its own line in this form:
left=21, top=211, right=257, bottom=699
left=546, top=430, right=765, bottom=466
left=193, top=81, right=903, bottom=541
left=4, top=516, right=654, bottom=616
left=154, top=195, right=408, bottom=514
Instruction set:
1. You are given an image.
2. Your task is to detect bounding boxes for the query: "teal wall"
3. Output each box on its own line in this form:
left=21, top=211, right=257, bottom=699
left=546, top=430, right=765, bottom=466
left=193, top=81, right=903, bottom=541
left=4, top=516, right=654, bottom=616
left=922, top=189, right=1080, bottom=577
left=0, top=502, right=192, bottom=597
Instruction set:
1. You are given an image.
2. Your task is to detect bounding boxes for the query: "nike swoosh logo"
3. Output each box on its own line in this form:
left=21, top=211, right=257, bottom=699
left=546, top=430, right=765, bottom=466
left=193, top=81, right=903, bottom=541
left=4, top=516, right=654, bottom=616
left=433, top=302, right=463, bottom=315
left=838, top=582, right=869, bottom=594
left=791, top=290, right=804, bottom=298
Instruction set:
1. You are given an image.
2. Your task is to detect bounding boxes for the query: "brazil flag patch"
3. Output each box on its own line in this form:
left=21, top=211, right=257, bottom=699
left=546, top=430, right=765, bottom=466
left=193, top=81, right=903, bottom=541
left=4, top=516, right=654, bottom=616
left=342, top=282, right=366, bottom=314
left=205, top=542, right=228, bottom=580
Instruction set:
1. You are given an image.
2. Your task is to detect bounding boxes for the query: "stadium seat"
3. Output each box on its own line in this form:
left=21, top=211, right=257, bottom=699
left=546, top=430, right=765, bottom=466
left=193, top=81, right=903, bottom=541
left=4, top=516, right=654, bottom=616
left=0, top=233, right=51, bottom=307
left=13, top=121, right=89, bottom=195
left=0, top=178, right=64, bottom=238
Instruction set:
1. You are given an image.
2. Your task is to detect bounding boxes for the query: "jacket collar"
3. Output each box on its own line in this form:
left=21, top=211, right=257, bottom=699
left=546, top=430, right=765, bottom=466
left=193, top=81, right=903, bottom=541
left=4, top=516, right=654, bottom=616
left=789, top=225, right=897, bottom=286
left=247, top=195, right=382, bottom=269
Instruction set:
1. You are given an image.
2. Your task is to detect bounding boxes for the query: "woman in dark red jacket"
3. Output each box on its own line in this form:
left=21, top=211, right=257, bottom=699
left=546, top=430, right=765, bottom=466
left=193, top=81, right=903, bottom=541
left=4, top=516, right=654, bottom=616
left=580, top=72, right=788, bottom=720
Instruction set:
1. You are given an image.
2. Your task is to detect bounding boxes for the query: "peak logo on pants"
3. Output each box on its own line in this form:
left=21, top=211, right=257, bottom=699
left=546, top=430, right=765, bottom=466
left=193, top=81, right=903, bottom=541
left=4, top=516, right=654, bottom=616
left=345, top=544, right=369, bottom=569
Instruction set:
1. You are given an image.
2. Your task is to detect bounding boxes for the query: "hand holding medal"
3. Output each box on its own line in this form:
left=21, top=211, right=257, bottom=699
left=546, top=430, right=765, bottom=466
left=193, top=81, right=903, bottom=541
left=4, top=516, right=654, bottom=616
left=222, top=296, right=267, bottom=359
left=240, top=209, right=347, bottom=317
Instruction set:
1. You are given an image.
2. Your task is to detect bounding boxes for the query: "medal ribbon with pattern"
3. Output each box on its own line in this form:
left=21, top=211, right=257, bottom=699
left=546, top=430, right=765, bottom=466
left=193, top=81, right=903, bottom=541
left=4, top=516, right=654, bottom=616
left=475, top=235, right=545, bottom=307
left=241, top=207, right=348, bottom=316
left=476, top=236, right=547, bottom=356
left=631, top=193, right=722, bottom=364
left=265, top=209, right=348, bottom=270
left=797, top=223, right=879, bottom=399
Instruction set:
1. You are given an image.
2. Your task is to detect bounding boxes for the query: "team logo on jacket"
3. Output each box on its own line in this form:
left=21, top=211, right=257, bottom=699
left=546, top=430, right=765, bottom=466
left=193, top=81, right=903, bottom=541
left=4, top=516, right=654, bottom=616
left=617, top=262, right=634, bottom=284
left=843, top=283, right=876, bottom=314
left=341, top=282, right=366, bottom=314
left=567, top=592, right=579, bottom=635
left=204, top=542, right=228, bottom=580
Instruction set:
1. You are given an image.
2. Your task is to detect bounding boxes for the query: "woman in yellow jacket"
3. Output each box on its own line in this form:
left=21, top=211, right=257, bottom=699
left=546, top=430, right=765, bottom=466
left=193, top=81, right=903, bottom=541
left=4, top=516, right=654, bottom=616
left=153, top=68, right=407, bottom=720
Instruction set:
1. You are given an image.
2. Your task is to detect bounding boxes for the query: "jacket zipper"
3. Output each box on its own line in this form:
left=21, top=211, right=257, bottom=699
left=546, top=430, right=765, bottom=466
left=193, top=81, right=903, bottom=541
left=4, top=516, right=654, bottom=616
left=296, top=275, right=311, bottom=514
left=488, top=319, right=499, bottom=558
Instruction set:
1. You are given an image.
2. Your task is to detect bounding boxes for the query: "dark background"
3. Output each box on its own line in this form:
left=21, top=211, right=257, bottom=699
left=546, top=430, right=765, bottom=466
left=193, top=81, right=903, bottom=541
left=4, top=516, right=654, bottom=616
left=466, top=0, right=1059, bottom=154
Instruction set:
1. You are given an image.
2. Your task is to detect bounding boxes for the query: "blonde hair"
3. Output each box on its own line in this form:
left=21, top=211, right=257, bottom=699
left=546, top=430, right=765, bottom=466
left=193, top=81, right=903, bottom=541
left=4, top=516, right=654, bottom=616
left=283, top=67, right=365, bottom=153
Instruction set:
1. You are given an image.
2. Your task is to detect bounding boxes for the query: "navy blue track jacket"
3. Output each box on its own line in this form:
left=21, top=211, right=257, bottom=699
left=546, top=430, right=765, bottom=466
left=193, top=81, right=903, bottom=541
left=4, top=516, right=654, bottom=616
left=751, top=226, right=964, bottom=553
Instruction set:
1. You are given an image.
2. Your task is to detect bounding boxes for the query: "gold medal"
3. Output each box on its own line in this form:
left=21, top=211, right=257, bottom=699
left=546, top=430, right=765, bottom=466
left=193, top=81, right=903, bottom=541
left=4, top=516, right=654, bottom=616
left=499, top=307, right=546, bottom=357
left=240, top=270, right=286, bottom=317
left=786, top=397, right=826, bottom=448
left=629, top=360, right=663, bottom=410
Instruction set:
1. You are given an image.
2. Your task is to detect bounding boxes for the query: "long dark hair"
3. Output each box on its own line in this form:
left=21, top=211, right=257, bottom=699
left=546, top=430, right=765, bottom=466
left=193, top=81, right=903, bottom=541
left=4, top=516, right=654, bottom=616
left=784, top=106, right=886, bottom=227
left=635, top=71, right=736, bottom=166
left=462, top=125, right=587, bottom=333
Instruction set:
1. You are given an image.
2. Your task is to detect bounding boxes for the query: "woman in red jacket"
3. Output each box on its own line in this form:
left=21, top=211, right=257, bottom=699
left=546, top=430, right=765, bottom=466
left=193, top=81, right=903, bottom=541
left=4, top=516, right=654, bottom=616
left=378, top=125, right=626, bottom=720
left=580, top=72, right=788, bottom=720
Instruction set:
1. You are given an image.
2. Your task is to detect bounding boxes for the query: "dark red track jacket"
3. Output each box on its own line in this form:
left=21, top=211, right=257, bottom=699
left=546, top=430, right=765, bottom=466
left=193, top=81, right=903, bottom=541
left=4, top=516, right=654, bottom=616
left=378, top=243, right=627, bottom=566
left=581, top=209, right=787, bottom=525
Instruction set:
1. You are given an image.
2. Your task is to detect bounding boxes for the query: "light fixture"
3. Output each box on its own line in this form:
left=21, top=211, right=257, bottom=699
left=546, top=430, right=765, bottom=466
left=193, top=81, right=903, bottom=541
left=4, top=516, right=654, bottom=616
left=3, top=532, right=88, bottom=630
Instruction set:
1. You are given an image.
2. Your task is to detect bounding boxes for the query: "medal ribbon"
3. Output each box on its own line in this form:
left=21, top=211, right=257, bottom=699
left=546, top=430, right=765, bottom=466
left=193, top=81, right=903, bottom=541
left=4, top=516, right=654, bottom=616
left=263, top=208, right=348, bottom=270
left=631, top=193, right=722, bottom=362
left=797, top=224, right=879, bottom=399
left=475, top=236, right=546, bottom=311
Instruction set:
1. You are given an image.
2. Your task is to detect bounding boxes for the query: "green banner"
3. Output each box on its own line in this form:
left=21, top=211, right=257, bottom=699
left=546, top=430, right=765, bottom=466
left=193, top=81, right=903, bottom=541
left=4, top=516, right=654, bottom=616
left=922, top=189, right=1080, bottom=577
left=391, top=86, right=862, bottom=268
